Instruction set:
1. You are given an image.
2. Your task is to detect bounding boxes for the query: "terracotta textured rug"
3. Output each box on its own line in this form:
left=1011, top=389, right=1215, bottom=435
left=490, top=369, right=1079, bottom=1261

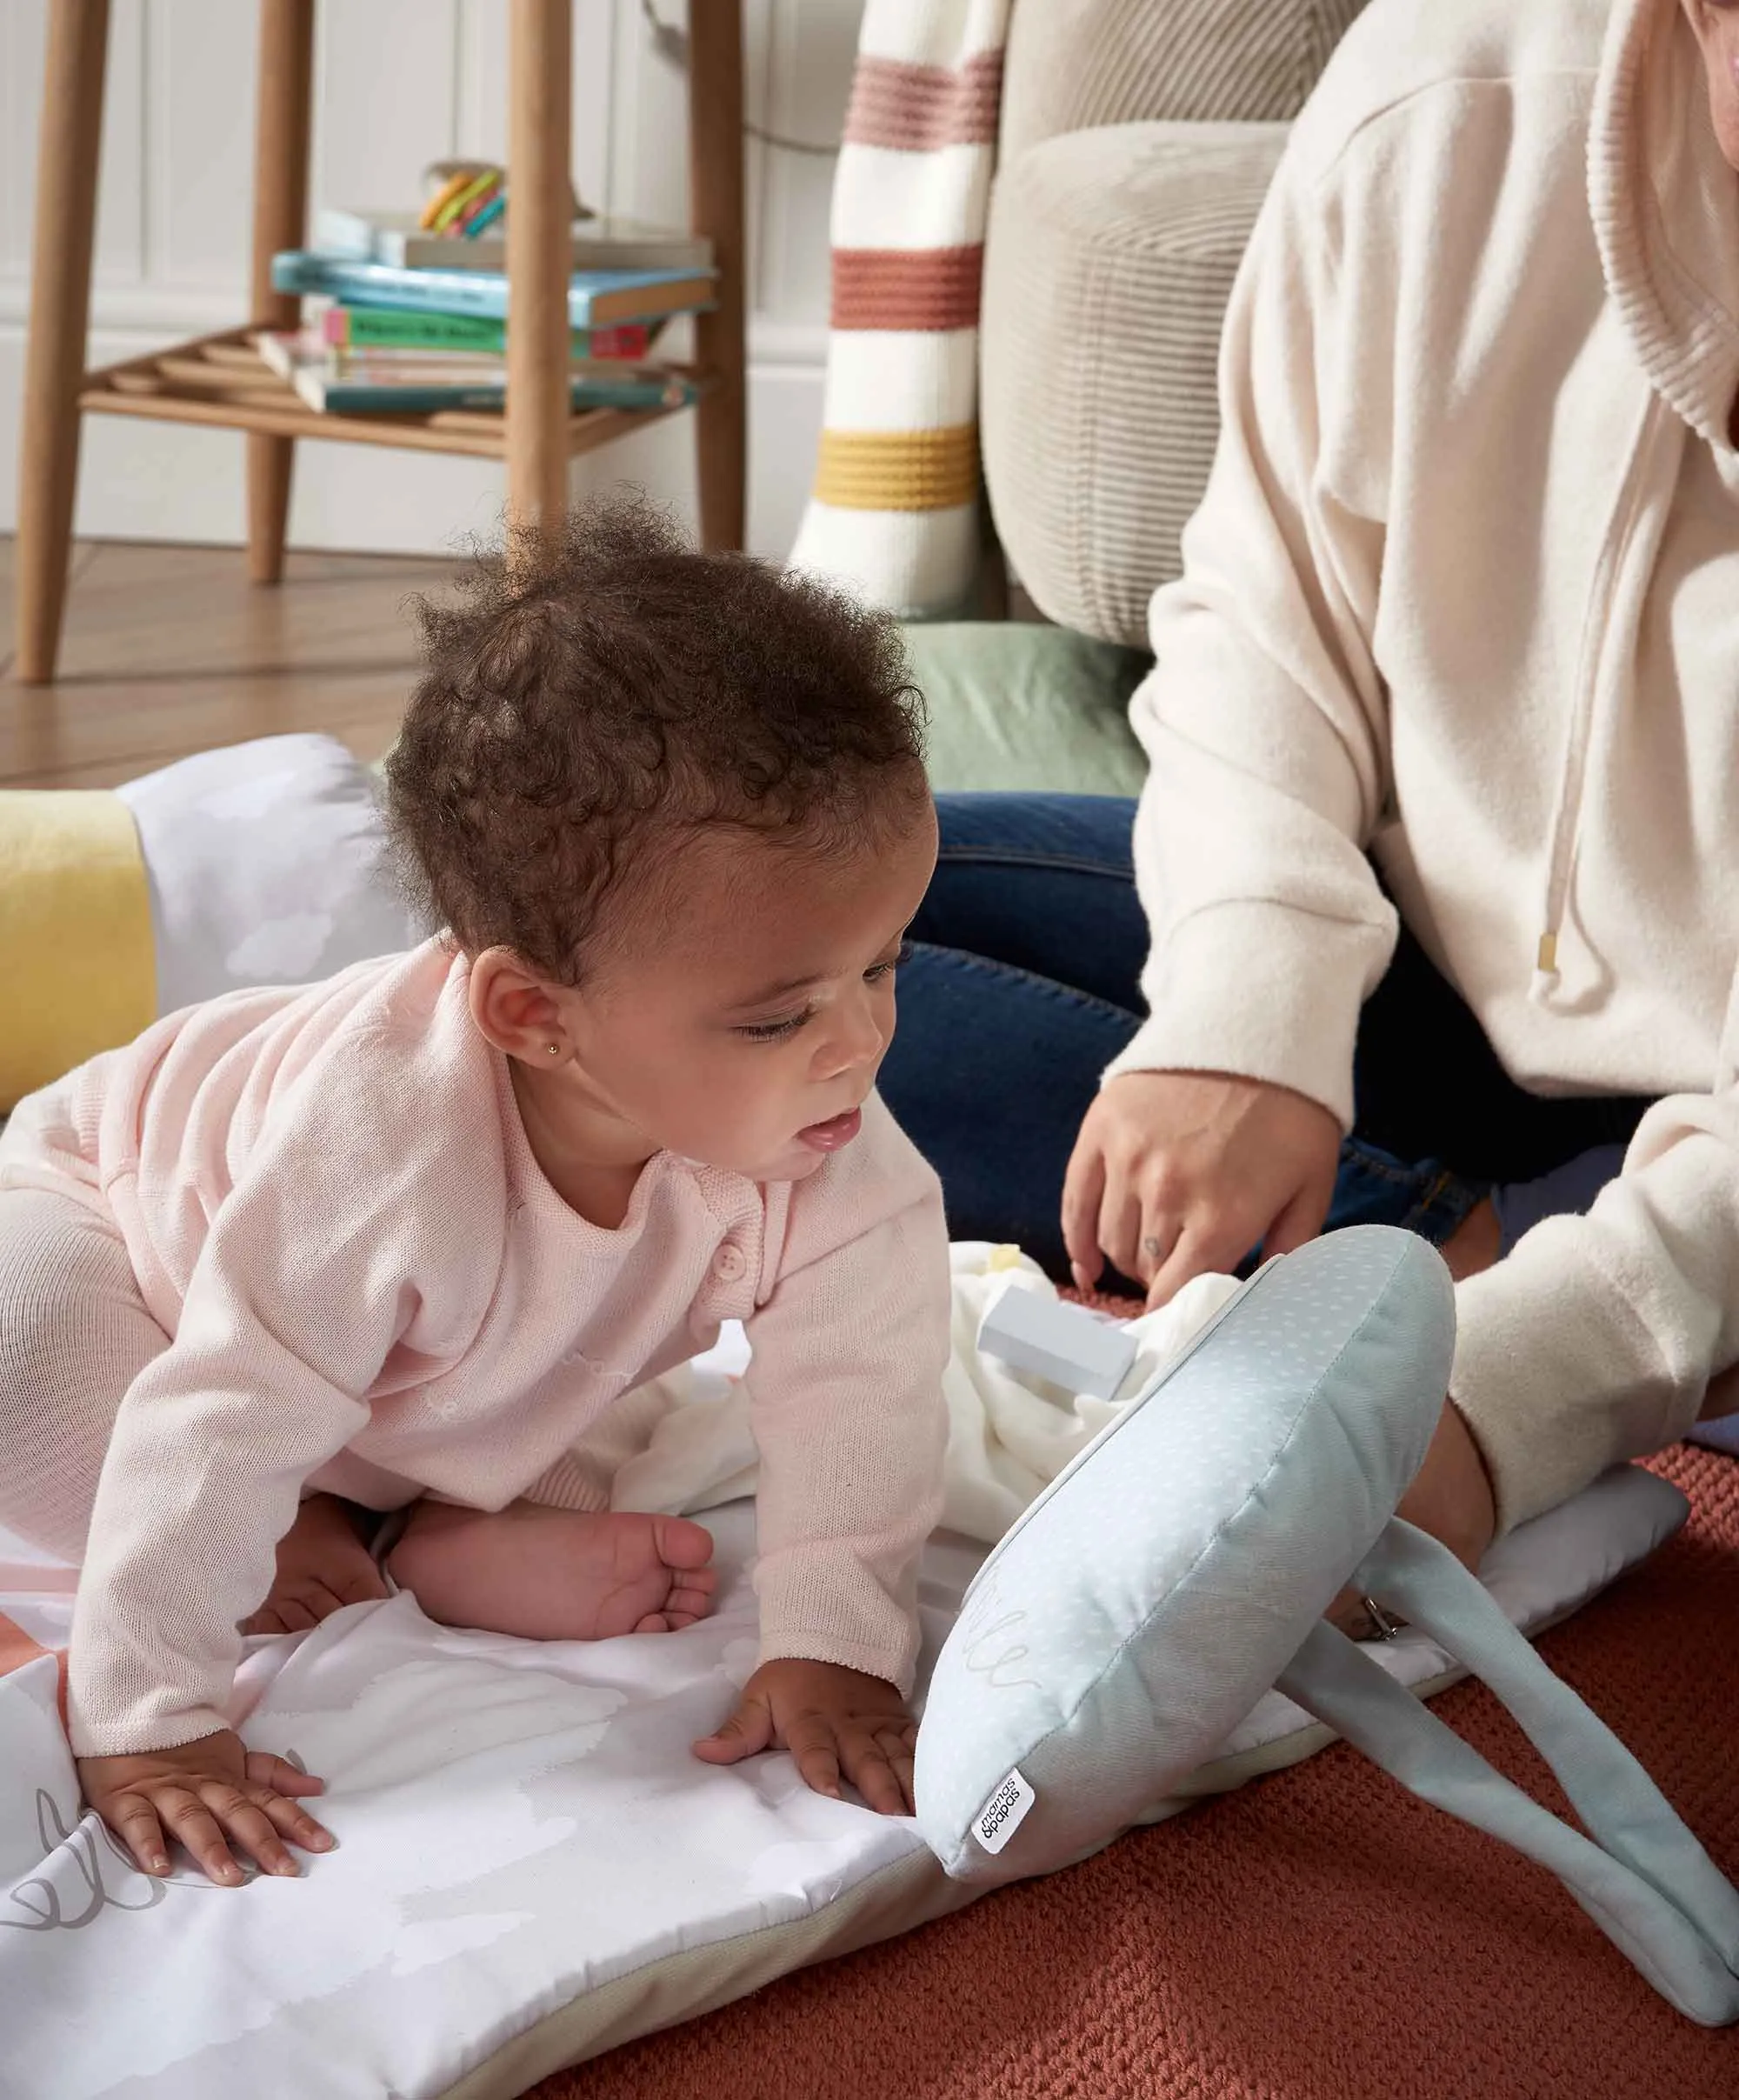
left=532, top=1443, right=1739, bottom=2100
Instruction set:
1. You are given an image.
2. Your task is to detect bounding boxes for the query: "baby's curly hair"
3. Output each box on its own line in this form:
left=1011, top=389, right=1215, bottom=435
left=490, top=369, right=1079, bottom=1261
left=383, top=493, right=929, bottom=983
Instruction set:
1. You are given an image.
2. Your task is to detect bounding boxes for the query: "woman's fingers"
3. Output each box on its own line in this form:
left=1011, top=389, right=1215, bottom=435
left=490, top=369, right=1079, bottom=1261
left=1144, top=1225, right=1209, bottom=1309
left=1098, top=1178, right=1149, bottom=1287
left=1062, top=1139, right=1108, bottom=1290
left=1261, top=1175, right=1333, bottom=1260
left=1143, top=1200, right=1257, bottom=1307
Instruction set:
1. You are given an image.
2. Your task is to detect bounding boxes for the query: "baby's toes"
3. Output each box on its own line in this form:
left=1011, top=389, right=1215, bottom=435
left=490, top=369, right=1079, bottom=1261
left=665, top=1578, right=716, bottom=1623
left=651, top=1515, right=715, bottom=1571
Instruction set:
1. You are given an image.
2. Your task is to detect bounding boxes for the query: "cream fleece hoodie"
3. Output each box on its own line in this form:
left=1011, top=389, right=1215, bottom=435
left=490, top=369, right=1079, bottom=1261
left=1115, top=0, right=1739, bottom=1529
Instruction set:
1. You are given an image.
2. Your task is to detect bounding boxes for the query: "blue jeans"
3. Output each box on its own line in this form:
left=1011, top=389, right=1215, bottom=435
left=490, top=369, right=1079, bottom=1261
left=879, top=795, right=1652, bottom=1281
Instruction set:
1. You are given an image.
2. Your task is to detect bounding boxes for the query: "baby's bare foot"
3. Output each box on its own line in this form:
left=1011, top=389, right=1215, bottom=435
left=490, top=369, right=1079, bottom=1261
left=384, top=1503, right=718, bottom=1643
left=240, top=1492, right=390, bottom=1636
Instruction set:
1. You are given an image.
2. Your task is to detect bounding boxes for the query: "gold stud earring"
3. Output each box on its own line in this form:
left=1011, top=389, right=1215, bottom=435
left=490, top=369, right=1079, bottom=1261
left=544, top=1042, right=562, bottom=1057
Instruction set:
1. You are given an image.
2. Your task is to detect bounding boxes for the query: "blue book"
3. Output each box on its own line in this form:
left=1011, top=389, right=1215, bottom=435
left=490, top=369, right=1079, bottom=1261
left=270, top=250, right=716, bottom=328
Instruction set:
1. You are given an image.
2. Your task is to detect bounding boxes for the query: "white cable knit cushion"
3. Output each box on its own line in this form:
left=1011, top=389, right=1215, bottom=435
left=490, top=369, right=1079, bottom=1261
left=915, top=1225, right=1453, bottom=1878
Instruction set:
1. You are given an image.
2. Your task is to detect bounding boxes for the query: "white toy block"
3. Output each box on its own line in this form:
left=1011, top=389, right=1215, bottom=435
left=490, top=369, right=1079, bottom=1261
left=976, top=1286, right=1137, bottom=1402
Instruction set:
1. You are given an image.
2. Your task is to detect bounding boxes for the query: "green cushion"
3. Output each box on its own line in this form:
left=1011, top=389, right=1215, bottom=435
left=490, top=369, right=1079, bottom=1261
left=899, top=622, right=1149, bottom=797
left=370, top=623, right=1149, bottom=802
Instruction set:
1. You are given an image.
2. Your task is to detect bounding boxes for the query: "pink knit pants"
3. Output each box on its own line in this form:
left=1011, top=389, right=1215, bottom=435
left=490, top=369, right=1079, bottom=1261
left=0, top=1188, right=170, bottom=1562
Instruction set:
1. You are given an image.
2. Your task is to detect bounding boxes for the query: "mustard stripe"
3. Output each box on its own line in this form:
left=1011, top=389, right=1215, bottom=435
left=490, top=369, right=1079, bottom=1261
left=813, top=424, right=979, bottom=512
left=0, top=791, right=156, bottom=1109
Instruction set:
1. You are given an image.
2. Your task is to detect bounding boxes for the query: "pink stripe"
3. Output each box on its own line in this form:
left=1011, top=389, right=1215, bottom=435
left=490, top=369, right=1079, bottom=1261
left=843, top=50, right=1003, bottom=152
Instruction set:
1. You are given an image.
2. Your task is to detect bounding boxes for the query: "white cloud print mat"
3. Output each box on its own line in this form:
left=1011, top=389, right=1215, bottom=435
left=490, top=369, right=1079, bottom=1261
left=0, top=1257, right=1690, bottom=2100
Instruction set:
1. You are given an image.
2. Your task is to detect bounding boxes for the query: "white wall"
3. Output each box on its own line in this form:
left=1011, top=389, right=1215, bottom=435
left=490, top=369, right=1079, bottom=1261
left=0, top=0, right=860, bottom=561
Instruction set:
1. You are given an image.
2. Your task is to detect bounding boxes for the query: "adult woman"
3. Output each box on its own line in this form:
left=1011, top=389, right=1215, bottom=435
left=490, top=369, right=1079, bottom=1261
left=882, top=0, right=1739, bottom=1577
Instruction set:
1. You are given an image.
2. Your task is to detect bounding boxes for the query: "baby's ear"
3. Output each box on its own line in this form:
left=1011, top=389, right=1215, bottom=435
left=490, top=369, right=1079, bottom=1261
left=466, top=946, right=568, bottom=1063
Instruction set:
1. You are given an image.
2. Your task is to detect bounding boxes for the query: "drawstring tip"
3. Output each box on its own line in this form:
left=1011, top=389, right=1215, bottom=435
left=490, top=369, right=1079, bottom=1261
left=1530, top=931, right=1560, bottom=1005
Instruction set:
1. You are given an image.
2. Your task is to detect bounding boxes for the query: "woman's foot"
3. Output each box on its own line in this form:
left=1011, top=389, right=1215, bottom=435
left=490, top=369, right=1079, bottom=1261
left=1440, top=1195, right=1501, bottom=1281
left=240, top=1492, right=390, bottom=1636
left=1326, top=1398, right=1497, bottom=1641
left=384, top=1501, right=718, bottom=1641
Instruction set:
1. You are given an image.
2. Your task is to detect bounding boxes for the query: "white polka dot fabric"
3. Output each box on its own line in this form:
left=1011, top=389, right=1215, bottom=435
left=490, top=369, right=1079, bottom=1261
left=914, top=1225, right=1456, bottom=1881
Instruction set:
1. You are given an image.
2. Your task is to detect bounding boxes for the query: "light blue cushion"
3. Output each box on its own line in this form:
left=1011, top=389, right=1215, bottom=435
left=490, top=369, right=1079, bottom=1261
left=914, top=1223, right=1739, bottom=2024
left=915, top=1226, right=1450, bottom=1880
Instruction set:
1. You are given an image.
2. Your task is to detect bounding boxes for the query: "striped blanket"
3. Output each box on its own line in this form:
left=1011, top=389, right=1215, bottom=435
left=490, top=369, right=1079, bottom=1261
left=788, top=0, right=1010, bottom=618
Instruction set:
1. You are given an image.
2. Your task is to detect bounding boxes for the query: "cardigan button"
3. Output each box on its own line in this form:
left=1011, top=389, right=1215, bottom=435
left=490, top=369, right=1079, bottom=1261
left=711, top=1242, right=747, bottom=1283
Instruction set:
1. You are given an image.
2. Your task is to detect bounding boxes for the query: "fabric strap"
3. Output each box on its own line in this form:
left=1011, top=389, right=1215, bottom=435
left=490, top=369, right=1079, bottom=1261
left=1276, top=1519, right=1739, bottom=2025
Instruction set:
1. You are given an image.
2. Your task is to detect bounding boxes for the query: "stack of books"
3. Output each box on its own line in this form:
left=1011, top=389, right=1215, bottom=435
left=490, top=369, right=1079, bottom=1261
left=263, top=207, right=716, bottom=417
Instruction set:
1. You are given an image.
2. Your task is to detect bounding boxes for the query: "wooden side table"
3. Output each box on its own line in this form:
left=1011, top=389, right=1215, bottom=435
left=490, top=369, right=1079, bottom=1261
left=13, top=0, right=747, bottom=686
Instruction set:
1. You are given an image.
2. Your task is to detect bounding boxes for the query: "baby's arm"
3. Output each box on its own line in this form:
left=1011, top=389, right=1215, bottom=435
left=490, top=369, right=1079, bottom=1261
left=72, top=1051, right=496, bottom=1877
left=70, top=1213, right=387, bottom=1763
left=694, top=1095, right=950, bottom=1811
left=71, top=1275, right=376, bottom=1879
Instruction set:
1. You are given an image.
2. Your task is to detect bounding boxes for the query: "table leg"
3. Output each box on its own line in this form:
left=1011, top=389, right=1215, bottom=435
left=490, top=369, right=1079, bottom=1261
left=15, top=0, right=111, bottom=685
left=246, top=0, right=316, bottom=586
left=688, top=0, right=746, bottom=552
left=507, top=0, right=574, bottom=543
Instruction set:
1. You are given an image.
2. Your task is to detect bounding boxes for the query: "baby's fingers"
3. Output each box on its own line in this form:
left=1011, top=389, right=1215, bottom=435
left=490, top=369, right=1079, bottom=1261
left=784, top=1714, right=843, bottom=1802
left=244, top=1750, right=325, bottom=1797
left=107, top=1793, right=172, bottom=1879
left=692, top=1695, right=773, bottom=1764
left=247, top=1783, right=336, bottom=1859
left=190, top=1783, right=305, bottom=1879
left=156, top=1786, right=248, bottom=1885
left=839, top=1724, right=916, bottom=1817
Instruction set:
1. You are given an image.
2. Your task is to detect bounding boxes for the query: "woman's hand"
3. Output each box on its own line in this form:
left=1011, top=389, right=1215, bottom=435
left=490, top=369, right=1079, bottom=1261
left=1063, top=1070, right=1342, bottom=1305
left=77, top=1729, right=334, bottom=1883
left=692, top=1658, right=917, bottom=1815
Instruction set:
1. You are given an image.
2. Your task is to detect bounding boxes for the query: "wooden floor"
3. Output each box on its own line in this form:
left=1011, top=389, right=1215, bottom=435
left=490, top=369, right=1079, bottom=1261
left=0, top=537, right=456, bottom=790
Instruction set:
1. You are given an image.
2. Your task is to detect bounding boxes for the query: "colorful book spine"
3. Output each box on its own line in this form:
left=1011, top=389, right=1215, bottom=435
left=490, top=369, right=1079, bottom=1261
left=270, top=251, right=715, bottom=327
left=320, top=306, right=651, bottom=360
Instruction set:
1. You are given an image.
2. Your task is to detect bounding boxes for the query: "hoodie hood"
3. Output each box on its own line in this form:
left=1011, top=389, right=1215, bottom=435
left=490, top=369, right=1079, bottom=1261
left=1590, top=0, right=1739, bottom=451
left=1527, top=0, right=1739, bottom=1003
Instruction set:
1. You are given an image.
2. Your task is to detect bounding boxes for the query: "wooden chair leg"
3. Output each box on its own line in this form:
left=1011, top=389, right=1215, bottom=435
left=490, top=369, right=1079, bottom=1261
left=246, top=0, right=315, bottom=586
left=15, top=0, right=111, bottom=687
left=688, top=0, right=746, bottom=552
left=506, top=0, right=573, bottom=542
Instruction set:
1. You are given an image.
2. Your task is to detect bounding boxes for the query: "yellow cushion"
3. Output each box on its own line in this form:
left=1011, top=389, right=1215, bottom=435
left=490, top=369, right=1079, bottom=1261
left=0, top=790, right=156, bottom=1110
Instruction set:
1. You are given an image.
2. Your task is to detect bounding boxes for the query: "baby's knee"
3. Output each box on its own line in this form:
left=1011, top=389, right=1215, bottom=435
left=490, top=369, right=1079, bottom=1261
left=0, top=1191, right=167, bottom=1557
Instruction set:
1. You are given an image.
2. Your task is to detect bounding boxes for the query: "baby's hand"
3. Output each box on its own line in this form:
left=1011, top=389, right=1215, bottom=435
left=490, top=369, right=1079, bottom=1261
left=77, top=1728, right=334, bottom=1884
left=692, top=1658, right=917, bottom=1815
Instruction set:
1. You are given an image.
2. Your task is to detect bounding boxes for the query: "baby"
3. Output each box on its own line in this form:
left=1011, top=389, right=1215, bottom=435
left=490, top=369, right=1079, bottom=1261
left=0, top=497, right=950, bottom=1886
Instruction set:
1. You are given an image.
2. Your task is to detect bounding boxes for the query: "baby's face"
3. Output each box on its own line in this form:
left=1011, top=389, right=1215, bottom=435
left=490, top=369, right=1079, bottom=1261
left=554, top=801, right=938, bottom=1183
